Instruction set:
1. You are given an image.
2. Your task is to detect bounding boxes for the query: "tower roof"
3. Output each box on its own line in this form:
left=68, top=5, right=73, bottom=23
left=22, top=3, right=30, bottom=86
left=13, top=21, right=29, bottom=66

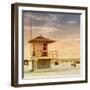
left=28, top=35, right=55, bottom=43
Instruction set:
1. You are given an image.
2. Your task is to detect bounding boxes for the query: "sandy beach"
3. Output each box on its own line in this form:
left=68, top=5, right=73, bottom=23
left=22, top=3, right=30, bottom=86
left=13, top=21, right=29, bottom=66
left=24, top=63, right=80, bottom=78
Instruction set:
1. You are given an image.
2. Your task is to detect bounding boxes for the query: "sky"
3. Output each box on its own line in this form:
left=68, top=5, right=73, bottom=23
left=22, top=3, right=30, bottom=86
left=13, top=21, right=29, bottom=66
left=23, top=11, right=80, bottom=59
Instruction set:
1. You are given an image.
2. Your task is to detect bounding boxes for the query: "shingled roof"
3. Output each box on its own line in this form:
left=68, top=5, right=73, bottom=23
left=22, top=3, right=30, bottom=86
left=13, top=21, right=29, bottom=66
left=28, top=35, right=55, bottom=43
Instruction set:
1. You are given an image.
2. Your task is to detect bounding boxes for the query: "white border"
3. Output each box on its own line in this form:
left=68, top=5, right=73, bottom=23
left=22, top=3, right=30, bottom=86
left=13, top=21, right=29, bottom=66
left=18, top=6, right=86, bottom=84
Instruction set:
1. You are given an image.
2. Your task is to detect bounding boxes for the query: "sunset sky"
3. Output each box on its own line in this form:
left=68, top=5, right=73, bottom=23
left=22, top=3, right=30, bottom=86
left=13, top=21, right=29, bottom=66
left=23, top=11, right=80, bottom=59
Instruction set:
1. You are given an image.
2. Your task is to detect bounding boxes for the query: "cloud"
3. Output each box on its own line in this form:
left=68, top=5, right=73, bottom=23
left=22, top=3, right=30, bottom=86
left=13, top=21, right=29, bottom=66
left=23, top=11, right=80, bottom=38
left=23, top=11, right=80, bottom=41
left=24, top=12, right=64, bottom=27
left=32, top=26, right=58, bottom=35
left=67, top=21, right=77, bottom=24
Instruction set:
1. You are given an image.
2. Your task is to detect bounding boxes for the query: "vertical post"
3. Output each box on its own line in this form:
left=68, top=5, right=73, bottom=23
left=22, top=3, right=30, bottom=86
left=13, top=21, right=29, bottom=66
left=30, top=16, right=34, bottom=71
left=30, top=17, right=32, bottom=58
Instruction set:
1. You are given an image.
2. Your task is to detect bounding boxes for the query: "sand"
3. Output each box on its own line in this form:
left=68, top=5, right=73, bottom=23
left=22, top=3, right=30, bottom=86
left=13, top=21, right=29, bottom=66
left=24, top=63, right=80, bottom=78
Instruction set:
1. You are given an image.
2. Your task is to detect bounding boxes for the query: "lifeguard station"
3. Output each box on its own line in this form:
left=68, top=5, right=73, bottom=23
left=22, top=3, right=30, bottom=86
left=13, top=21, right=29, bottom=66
left=28, top=35, right=58, bottom=71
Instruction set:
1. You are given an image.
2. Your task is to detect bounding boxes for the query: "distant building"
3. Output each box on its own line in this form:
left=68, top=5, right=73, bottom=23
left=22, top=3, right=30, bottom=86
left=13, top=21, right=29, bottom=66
left=28, top=35, right=58, bottom=71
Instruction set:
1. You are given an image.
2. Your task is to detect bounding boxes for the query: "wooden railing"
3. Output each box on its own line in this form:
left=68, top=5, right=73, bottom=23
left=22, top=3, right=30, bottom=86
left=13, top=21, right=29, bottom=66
left=32, top=50, right=58, bottom=58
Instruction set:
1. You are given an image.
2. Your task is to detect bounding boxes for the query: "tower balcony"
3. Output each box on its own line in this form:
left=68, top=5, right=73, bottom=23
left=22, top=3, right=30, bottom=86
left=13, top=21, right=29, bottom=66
left=32, top=50, right=58, bottom=58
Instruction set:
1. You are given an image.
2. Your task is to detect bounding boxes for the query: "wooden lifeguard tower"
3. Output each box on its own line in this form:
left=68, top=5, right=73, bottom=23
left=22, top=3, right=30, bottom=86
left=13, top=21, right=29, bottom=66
left=28, top=35, right=58, bottom=71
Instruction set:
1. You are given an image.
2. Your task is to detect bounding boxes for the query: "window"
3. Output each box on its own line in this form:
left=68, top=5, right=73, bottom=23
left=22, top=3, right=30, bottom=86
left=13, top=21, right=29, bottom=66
left=43, top=47, right=46, bottom=50
left=42, top=52, right=47, bottom=56
left=43, top=44, right=47, bottom=46
left=43, top=44, right=47, bottom=50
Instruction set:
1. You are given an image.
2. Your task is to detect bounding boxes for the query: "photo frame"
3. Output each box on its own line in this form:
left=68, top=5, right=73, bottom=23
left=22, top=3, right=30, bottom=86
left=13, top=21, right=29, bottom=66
left=11, top=3, right=88, bottom=87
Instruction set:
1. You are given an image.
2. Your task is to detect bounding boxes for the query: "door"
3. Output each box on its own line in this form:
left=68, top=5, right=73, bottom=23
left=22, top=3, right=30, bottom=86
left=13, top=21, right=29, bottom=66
left=37, top=59, right=51, bottom=69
